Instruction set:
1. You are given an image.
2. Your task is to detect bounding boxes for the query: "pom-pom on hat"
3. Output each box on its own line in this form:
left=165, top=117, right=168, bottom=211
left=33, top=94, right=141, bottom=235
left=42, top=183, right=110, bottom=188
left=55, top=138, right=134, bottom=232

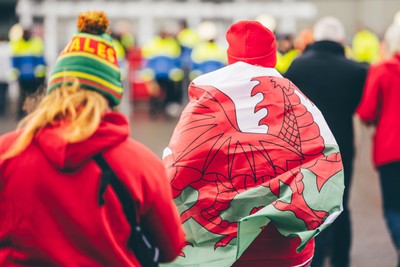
left=47, top=11, right=123, bottom=106
left=226, top=20, right=277, bottom=68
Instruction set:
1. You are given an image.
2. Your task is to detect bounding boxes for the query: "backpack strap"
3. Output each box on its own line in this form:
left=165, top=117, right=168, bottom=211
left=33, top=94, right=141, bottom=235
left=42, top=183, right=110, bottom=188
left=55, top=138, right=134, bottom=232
left=94, top=154, right=111, bottom=206
left=93, top=154, right=159, bottom=266
left=93, top=154, right=139, bottom=224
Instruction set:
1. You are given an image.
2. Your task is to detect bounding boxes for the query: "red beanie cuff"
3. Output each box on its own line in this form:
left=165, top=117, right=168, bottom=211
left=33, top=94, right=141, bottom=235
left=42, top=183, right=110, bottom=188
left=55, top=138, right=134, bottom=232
left=227, top=49, right=277, bottom=68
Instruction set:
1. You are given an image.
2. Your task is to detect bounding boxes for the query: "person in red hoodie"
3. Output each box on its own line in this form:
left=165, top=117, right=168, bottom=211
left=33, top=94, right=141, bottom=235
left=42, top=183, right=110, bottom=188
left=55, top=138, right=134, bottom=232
left=356, top=22, right=400, bottom=267
left=0, top=11, right=185, bottom=267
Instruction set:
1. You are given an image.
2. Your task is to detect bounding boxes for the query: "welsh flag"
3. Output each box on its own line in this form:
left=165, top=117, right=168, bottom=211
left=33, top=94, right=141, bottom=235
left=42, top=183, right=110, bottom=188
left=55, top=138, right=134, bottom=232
left=162, top=62, right=344, bottom=267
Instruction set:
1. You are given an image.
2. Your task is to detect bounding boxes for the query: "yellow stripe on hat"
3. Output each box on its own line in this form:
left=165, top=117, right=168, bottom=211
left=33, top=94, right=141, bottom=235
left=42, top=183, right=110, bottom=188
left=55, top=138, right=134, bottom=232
left=50, top=71, right=123, bottom=93
left=58, top=52, right=120, bottom=72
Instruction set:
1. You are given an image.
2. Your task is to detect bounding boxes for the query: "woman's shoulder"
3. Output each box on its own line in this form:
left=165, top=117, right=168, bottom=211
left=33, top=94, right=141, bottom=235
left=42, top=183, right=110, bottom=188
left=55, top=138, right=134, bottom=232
left=105, top=138, right=164, bottom=171
left=0, top=130, right=21, bottom=154
left=103, top=139, right=169, bottom=202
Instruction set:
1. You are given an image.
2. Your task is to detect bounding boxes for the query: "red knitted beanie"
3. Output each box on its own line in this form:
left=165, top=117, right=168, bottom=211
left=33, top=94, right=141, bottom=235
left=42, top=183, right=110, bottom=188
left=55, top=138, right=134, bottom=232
left=226, top=20, right=277, bottom=68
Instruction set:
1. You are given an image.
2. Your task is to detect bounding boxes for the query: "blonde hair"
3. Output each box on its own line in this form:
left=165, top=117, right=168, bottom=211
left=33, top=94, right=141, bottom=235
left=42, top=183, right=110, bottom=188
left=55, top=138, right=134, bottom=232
left=2, top=79, right=109, bottom=160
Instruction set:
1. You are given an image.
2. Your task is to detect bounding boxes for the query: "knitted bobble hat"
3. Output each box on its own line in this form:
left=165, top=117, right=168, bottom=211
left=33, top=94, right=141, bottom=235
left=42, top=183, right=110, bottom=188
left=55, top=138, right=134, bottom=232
left=47, top=11, right=123, bottom=106
left=226, top=20, right=277, bottom=68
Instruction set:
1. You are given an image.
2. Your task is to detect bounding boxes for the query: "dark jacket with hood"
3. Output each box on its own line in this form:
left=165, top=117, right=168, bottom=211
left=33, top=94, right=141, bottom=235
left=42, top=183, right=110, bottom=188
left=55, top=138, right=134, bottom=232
left=285, top=40, right=367, bottom=166
left=0, top=112, right=185, bottom=266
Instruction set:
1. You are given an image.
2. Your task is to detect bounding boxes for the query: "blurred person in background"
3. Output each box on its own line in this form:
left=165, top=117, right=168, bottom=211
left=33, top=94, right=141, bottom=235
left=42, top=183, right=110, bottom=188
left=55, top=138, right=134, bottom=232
left=10, top=26, right=46, bottom=120
left=0, top=11, right=185, bottom=266
left=276, top=28, right=314, bottom=75
left=0, top=34, right=12, bottom=116
left=395, top=10, right=400, bottom=26
left=177, top=19, right=201, bottom=103
left=177, top=20, right=200, bottom=72
left=163, top=20, right=344, bottom=267
left=356, top=22, right=400, bottom=267
left=285, top=16, right=368, bottom=267
left=352, top=24, right=381, bottom=65
left=255, top=13, right=277, bottom=35
left=380, top=10, right=400, bottom=61
left=189, top=21, right=226, bottom=80
left=111, top=28, right=133, bottom=118
left=111, top=21, right=136, bottom=77
left=125, top=35, right=149, bottom=104
left=275, top=33, right=301, bottom=74
left=256, top=14, right=303, bottom=75
left=294, top=28, right=314, bottom=52
left=141, top=28, right=184, bottom=117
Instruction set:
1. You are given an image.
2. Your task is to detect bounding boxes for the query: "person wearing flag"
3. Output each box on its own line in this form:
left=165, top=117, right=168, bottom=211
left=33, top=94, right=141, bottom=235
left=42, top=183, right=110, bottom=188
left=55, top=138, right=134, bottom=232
left=163, top=20, right=344, bottom=267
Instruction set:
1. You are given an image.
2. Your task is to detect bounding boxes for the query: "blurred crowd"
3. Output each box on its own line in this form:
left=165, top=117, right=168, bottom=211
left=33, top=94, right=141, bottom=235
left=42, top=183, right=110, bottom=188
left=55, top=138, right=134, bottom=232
left=0, top=12, right=398, bottom=120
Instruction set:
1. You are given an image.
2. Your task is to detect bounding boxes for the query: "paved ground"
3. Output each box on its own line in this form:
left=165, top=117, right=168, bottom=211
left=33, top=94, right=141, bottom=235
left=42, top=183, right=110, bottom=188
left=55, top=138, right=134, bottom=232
left=0, top=101, right=396, bottom=267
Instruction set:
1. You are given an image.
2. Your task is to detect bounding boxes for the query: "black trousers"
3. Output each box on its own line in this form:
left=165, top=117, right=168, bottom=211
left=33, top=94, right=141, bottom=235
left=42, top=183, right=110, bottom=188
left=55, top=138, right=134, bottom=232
left=312, top=156, right=353, bottom=267
left=18, top=78, right=43, bottom=119
left=0, top=82, right=8, bottom=115
left=150, top=77, right=182, bottom=115
left=378, top=161, right=400, bottom=251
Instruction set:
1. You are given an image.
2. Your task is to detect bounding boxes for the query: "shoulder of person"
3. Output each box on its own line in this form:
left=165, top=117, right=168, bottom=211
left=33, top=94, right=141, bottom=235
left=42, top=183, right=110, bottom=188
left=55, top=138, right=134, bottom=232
left=102, top=139, right=168, bottom=193
left=335, top=57, right=369, bottom=76
left=106, top=138, right=163, bottom=168
left=0, top=130, right=21, bottom=155
left=344, top=57, right=367, bottom=68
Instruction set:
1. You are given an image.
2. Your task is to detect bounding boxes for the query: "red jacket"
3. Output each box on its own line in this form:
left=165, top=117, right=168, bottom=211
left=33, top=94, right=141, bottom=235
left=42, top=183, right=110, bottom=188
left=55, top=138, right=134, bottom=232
left=356, top=53, right=400, bottom=167
left=0, top=112, right=185, bottom=266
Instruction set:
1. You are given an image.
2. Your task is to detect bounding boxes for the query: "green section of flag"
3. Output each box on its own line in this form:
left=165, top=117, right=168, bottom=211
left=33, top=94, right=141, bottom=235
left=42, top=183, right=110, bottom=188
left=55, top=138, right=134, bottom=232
left=164, top=144, right=344, bottom=266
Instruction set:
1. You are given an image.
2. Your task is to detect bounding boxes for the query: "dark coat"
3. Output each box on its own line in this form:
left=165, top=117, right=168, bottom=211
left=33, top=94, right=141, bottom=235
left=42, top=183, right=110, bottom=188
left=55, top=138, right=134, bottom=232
left=285, top=41, right=368, bottom=163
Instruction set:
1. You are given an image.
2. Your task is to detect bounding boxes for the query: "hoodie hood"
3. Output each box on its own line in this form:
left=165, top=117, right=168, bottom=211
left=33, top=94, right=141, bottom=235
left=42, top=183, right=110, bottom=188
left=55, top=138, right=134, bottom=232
left=387, top=53, right=400, bottom=75
left=35, top=112, right=129, bottom=170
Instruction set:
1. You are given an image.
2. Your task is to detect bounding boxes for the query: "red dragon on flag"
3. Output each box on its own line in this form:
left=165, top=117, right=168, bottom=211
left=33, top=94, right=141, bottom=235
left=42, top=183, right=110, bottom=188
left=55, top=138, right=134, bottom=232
left=163, top=62, right=344, bottom=267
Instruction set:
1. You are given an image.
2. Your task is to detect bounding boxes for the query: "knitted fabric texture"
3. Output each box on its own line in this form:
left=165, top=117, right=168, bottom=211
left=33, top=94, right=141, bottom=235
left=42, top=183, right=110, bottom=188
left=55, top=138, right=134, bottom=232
left=47, top=11, right=123, bottom=106
left=226, top=20, right=277, bottom=68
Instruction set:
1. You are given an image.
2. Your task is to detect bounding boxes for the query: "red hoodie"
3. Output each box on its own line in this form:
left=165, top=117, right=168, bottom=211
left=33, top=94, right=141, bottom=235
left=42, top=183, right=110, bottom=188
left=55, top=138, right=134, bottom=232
left=0, top=112, right=185, bottom=266
left=356, top=53, right=400, bottom=167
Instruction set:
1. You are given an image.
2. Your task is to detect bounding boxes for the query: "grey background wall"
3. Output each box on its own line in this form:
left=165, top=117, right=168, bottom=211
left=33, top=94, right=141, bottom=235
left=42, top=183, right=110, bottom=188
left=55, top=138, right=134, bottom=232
left=301, top=0, right=400, bottom=41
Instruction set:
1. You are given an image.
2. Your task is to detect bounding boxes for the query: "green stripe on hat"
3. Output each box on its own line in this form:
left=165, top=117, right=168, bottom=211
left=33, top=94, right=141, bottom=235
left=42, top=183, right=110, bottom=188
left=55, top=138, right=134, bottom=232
left=51, top=56, right=121, bottom=84
left=49, top=76, right=122, bottom=105
left=48, top=51, right=123, bottom=106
